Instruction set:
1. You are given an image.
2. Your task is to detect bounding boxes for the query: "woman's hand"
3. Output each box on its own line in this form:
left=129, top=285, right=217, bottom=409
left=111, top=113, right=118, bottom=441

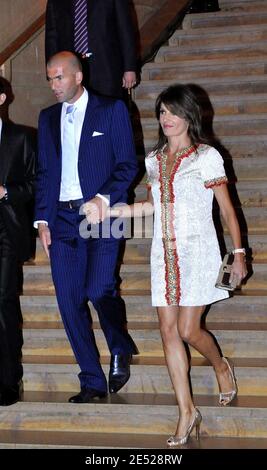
left=230, top=255, right=247, bottom=287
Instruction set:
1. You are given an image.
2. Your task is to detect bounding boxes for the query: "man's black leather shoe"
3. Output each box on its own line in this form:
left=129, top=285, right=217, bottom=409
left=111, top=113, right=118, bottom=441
left=68, top=388, right=107, bottom=403
left=0, top=381, right=23, bottom=406
left=109, top=354, right=132, bottom=393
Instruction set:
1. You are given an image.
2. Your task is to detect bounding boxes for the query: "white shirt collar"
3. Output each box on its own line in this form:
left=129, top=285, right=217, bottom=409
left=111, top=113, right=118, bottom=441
left=62, top=87, right=88, bottom=115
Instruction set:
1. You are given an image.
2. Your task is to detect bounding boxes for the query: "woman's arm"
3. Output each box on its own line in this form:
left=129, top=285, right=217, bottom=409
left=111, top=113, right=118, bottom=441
left=213, top=184, right=247, bottom=285
left=109, top=187, right=154, bottom=218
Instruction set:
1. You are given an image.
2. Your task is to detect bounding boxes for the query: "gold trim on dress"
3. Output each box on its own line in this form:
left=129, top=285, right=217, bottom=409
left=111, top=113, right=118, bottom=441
left=157, top=144, right=198, bottom=305
left=205, top=176, right=228, bottom=188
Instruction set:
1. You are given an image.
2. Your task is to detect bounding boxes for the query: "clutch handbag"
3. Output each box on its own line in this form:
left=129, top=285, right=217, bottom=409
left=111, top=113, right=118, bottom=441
left=215, top=252, right=237, bottom=291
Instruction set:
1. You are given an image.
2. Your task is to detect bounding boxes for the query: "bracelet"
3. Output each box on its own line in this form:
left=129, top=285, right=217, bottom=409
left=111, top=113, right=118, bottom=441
left=232, top=248, right=246, bottom=255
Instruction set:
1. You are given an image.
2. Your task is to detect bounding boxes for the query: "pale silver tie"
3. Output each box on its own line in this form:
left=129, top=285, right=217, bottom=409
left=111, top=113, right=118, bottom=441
left=61, top=105, right=77, bottom=189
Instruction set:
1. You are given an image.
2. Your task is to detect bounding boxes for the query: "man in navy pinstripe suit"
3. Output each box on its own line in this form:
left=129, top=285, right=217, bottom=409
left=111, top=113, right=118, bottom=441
left=35, top=51, right=138, bottom=402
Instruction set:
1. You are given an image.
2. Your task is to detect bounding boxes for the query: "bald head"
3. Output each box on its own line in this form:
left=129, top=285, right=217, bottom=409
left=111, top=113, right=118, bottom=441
left=47, top=51, right=83, bottom=73
left=46, top=51, right=84, bottom=104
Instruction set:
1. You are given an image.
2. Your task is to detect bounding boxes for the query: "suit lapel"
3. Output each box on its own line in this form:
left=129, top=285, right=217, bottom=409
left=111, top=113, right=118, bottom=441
left=49, top=105, right=62, bottom=157
left=48, top=94, right=101, bottom=161
left=79, top=94, right=100, bottom=154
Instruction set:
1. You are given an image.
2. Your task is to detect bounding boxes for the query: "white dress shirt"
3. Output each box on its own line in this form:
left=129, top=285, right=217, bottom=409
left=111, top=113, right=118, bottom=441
left=59, top=89, right=88, bottom=201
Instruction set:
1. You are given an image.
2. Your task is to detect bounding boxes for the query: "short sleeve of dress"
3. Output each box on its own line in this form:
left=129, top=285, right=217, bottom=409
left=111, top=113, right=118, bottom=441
left=200, top=146, right=228, bottom=189
left=145, top=150, right=157, bottom=189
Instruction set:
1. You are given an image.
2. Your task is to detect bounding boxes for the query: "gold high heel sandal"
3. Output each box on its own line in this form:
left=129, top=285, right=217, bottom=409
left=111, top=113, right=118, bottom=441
left=167, top=408, right=202, bottom=447
left=219, top=357, right=238, bottom=406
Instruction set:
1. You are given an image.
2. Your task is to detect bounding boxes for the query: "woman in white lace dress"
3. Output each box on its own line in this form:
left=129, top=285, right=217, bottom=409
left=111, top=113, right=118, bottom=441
left=109, top=84, right=247, bottom=446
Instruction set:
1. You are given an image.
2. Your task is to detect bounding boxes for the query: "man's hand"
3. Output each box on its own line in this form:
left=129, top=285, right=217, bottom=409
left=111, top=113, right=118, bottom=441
left=38, top=223, right=51, bottom=258
left=82, top=197, right=108, bottom=224
left=0, top=185, right=6, bottom=199
left=122, top=71, right=137, bottom=90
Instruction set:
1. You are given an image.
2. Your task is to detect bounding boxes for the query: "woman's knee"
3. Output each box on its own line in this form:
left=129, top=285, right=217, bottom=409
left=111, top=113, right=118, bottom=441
left=159, top=321, right=178, bottom=345
left=178, top=323, right=199, bottom=345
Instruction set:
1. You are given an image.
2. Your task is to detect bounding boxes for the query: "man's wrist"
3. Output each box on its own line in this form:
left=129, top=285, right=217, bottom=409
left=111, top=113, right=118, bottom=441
left=34, top=220, right=48, bottom=229
left=95, top=193, right=110, bottom=207
left=0, top=185, right=8, bottom=201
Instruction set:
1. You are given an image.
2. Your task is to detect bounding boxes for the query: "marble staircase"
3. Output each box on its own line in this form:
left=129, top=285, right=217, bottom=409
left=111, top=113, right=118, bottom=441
left=1, top=0, right=267, bottom=449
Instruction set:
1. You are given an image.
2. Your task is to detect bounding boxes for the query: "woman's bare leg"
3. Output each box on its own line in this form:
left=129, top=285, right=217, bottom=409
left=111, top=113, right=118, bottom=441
left=178, top=306, right=237, bottom=396
left=157, top=306, right=196, bottom=438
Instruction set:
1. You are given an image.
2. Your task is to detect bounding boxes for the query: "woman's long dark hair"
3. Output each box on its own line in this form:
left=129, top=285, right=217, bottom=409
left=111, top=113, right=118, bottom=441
left=153, top=84, right=212, bottom=152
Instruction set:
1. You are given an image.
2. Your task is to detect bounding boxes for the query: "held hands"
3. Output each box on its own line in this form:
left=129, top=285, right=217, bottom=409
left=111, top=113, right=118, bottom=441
left=82, top=197, right=108, bottom=224
left=229, top=254, right=247, bottom=287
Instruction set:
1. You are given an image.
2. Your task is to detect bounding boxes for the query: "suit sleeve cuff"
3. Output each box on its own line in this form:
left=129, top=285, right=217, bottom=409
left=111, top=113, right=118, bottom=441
left=95, top=193, right=110, bottom=207
left=34, top=220, right=48, bottom=229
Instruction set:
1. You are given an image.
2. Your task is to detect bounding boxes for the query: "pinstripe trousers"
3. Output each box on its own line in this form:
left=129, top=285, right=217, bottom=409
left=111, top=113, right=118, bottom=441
left=50, top=207, right=137, bottom=392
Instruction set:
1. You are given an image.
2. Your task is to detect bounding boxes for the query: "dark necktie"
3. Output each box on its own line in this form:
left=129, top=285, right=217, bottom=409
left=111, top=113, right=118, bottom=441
left=74, top=0, right=89, bottom=54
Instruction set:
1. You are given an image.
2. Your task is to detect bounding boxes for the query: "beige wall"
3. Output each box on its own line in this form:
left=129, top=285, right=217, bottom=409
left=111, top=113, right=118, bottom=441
left=8, top=29, right=54, bottom=126
left=0, top=0, right=47, bottom=52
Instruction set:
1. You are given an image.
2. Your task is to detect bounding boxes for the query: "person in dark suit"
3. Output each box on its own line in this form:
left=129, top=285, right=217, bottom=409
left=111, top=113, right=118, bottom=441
left=45, top=0, right=137, bottom=99
left=0, top=77, right=35, bottom=406
left=35, top=51, right=138, bottom=402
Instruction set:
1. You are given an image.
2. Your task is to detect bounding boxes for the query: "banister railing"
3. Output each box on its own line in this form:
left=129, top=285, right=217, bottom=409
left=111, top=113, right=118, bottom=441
left=139, top=0, right=193, bottom=64
left=0, top=13, right=45, bottom=66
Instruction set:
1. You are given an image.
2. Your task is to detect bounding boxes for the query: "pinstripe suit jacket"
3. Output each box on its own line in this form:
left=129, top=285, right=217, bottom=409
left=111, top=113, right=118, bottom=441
left=35, top=92, right=137, bottom=230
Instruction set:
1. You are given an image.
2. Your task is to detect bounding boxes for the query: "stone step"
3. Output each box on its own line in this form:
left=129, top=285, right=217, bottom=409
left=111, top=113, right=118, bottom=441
left=21, top=359, right=267, bottom=397
left=229, top=157, right=267, bottom=181
left=29, top=233, right=267, bottom=269
left=155, top=40, right=267, bottom=64
left=134, top=178, right=267, bottom=207
left=128, top=236, right=267, bottom=262
left=20, top=294, right=267, bottom=325
left=0, top=397, right=267, bottom=438
left=0, top=430, right=266, bottom=449
left=21, top=327, right=267, bottom=358
left=142, top=140, right=267, bottom=165
left=21, top=261, right=267, bottom=295
left=31, top=221, right=267, bottom=265
left=183, top=9, right=267, bottom=31
left=31, top=204, right=267, bottom=246
left=136, top=75, right=267, bottom=105
left=142, top=58, right=267, bottom=83
left=144, top=61, right=266, bottom=83
left=135, top=75, right=267, bottom=100
left=28, top=208, right=267, bottom=250
left=19, top=316, right=267, bottom=334
left=136, top=93, right=267, bottom=117
left=140, top=114, right=267, bottom=139
left=34, top=176, right=267, bottom=210
left=220, top=0, right=266, bottom=8
left=171, top=23, right=267, bottom=49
